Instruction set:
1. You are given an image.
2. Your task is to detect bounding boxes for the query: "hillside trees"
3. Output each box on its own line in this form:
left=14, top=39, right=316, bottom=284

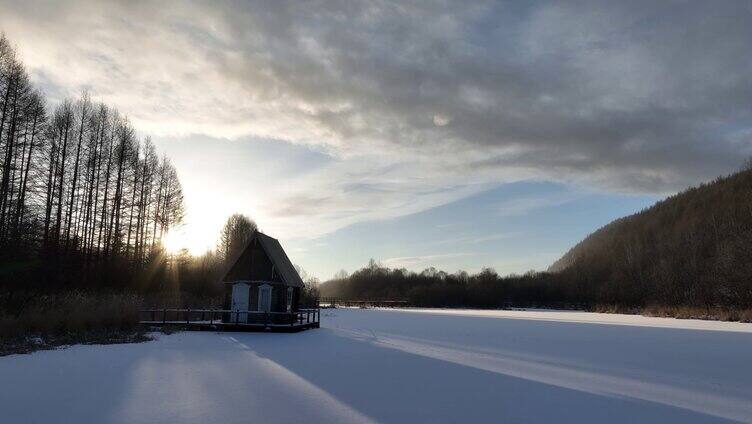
left=549, top=167, right=752, bottom=309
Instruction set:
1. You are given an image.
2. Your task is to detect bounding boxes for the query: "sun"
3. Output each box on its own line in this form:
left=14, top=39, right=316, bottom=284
left=161, top=225, right=216, bottom=255
left=162, top=228, right=190, bottom=254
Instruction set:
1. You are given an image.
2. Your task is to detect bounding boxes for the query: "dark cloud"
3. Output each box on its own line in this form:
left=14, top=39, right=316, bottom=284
left=2, top=0, right=751, bottom=237
left=206, top=0, right=752, bottom=192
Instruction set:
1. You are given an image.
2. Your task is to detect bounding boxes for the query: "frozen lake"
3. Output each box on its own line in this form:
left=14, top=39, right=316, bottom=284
left=2, top=308, right=752, bottom=423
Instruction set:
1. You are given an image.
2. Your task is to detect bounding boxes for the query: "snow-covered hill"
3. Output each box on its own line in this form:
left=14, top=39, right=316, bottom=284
left=2, top=308, right=751, bottom=423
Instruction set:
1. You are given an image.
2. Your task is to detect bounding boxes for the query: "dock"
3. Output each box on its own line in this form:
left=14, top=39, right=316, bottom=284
left=139, top=308, right=320, bottom=332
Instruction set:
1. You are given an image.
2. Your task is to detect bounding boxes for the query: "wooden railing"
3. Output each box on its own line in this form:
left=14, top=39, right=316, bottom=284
left=139, top=308, right=320, bottom=327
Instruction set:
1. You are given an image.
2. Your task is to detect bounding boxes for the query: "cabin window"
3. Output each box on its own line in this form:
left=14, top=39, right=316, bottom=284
left=286, top=287, right=293, bottom=312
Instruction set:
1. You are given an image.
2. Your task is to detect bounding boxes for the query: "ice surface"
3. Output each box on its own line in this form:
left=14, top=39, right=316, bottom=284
left=1, top=308, right=751, bottom=423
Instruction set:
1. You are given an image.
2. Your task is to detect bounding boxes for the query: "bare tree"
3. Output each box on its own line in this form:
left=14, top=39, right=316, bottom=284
left=0, top=34, right=188, bottom=290
left=218, top=214, right=257, bottom=263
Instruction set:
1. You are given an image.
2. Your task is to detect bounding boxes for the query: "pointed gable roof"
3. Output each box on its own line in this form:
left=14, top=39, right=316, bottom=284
left=221, top=231, right=304, bottom=287
left=255, top=232, right=304, bottom=287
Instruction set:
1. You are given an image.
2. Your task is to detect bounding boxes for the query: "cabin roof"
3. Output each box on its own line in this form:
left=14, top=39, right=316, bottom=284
left=221, top=231, right=305, bottom=288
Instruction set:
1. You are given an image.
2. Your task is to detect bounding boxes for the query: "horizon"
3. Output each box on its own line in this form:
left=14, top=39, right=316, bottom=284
left=2, top=1, right=750, bottom=279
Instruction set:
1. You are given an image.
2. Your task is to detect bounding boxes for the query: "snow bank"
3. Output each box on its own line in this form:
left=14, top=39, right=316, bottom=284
left=373, top=307, right=752, bottom=333
left=1, top=309, right=751, bottom=423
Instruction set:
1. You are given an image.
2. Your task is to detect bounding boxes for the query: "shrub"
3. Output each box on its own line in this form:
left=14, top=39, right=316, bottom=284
left=0, top=291, right=145, bottom=355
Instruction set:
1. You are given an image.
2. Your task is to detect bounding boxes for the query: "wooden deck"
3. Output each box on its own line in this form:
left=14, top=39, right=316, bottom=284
left=139, top=308, right=320, bottom=333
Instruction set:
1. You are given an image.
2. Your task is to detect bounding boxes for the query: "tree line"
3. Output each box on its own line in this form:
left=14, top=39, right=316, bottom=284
left=319, top=261, right=575, bottom=308
left=0, top=34, right=184, bottom=290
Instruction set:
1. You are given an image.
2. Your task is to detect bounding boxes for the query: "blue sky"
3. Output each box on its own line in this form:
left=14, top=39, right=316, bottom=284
left=284, top=181, right=658, bottom=279
left=1, top=0, right=749, bottom=279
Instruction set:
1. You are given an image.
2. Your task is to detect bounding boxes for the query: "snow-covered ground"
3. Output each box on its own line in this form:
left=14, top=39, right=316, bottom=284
left=2, top=309, right=752, bottom=424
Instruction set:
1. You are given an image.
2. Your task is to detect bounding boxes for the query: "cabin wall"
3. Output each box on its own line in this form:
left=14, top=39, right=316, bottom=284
left=250, top=242, right=277, bottom=282
left=249, top=285, right=259, bottom=311
left=223, top=282, right=296, bottom=324
left=272, top=287, right=283, bottom=312
left=223, top=284, right=232, bottom=310
left=293, top=288, right=301, bottom=310
left=224, top=282, right=296, bottom=313
left=224, top=239, right=285, bottom=283
left=224, top=248, right=251, bottom=282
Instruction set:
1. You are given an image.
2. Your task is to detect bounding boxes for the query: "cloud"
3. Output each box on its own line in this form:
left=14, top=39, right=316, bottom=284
left=496, top=192, right=580, bottom=217
left=433, top=114, right=453, bottom=127
left=435, top=232, right=517, bottom=246
left=382, top=253, right=477, bottom=269
left=2, top=0, right=751, bottom=240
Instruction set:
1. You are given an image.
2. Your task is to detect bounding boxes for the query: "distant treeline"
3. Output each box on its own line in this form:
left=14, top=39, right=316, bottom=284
left=321, top=166, right=752, bottom=313
left=0, top=34, right=185, bottom=290
left=320, top=261, right=581, bottom=309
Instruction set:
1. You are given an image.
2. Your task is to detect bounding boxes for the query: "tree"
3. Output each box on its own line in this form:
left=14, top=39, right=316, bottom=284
left=218, top=214, right=257, bottom=263
left=0, top=33, right=187, bottom=290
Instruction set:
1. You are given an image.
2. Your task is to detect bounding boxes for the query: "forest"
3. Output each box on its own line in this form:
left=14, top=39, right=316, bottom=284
left=0, top=34, right=187, bottom=293
left=0, top=33, right=212, bottom=351
left=321, top=165, right=752, bottom=320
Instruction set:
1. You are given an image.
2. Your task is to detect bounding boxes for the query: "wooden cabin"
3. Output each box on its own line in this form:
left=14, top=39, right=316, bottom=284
left=220, top=231, right=305, bottom=325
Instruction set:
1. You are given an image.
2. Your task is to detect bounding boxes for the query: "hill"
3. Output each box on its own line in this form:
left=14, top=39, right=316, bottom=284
left=548, top=165, right=752, bottom=308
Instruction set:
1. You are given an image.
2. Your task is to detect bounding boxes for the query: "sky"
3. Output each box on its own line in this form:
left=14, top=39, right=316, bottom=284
left=1, top=0, right=750, bottom=279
